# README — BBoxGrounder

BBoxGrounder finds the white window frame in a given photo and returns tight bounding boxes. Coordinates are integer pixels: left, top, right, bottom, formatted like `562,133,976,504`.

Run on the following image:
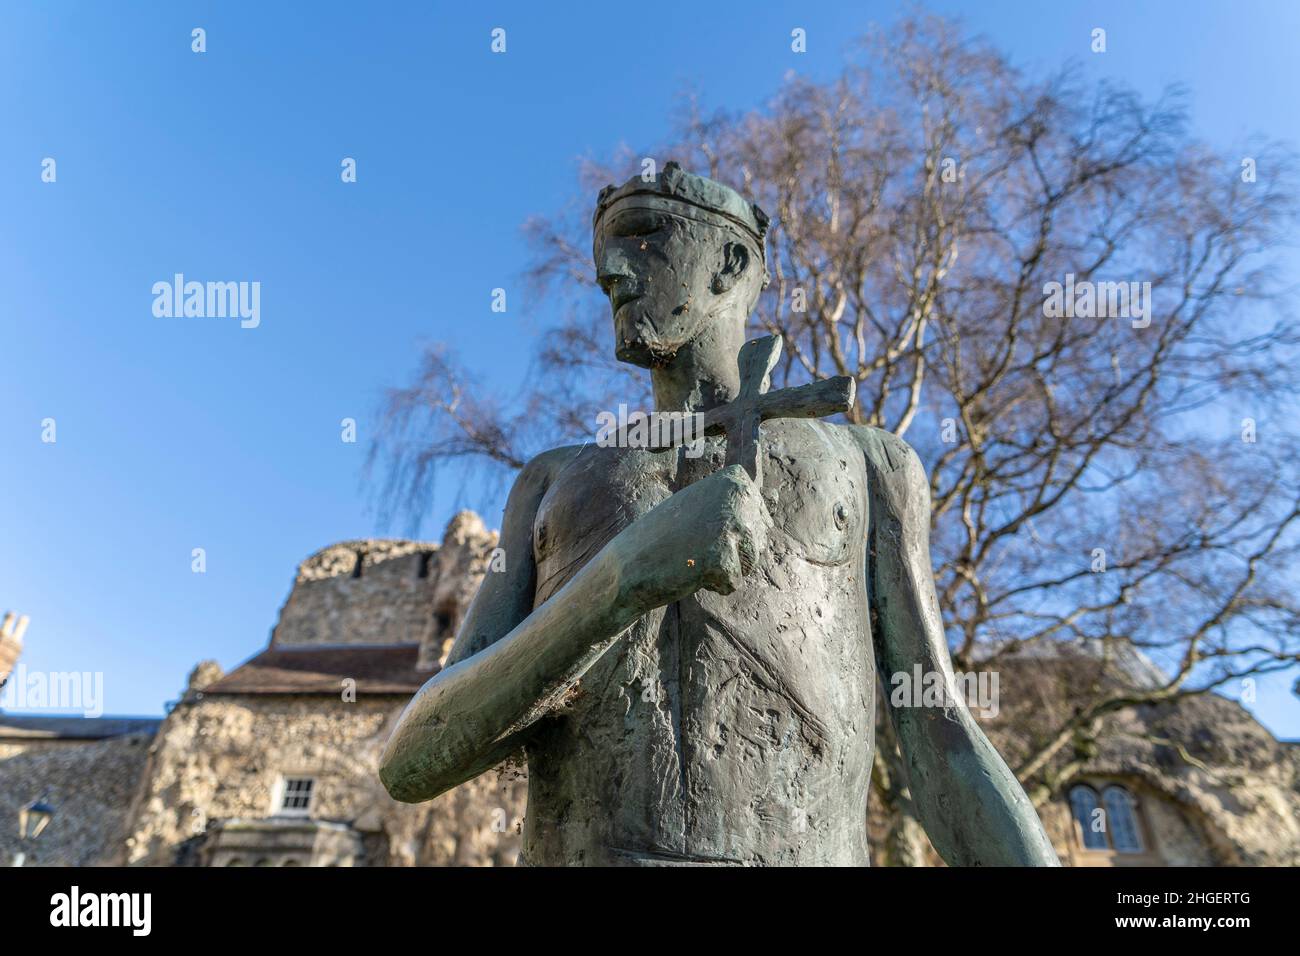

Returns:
272,775,316,817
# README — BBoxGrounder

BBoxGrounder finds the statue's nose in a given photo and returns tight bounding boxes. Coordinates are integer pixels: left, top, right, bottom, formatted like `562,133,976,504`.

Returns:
596,246,635,296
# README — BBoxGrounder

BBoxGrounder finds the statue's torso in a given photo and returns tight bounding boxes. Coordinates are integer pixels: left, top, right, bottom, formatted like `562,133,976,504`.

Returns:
522,420,875,866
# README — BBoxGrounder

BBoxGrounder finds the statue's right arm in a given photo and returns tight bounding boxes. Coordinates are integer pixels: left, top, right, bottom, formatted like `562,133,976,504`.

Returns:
379,452,767,803
379,446,571,803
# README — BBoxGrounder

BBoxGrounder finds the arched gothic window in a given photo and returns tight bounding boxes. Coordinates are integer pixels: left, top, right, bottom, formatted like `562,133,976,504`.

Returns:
1069,785,1108,849
1070,782,1145,853
1103,785,1143,853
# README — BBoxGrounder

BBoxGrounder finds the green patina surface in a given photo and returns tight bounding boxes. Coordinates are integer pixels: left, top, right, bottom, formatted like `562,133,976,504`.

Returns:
380,165,1059,866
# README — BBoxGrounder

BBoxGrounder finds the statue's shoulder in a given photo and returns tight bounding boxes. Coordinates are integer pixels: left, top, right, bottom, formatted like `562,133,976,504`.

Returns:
515,444,588,490
839,424,927,484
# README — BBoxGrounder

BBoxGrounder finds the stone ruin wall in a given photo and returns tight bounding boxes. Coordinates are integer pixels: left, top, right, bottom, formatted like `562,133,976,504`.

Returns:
270,514,499,669
123,511,524,867
123,694,526,867
0,733,154,866
270,540,441,650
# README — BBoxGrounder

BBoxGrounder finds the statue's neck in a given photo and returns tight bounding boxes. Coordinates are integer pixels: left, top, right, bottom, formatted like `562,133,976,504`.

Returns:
650,318,747,414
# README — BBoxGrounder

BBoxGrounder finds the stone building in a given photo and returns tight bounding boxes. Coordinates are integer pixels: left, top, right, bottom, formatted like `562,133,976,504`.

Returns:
121,514,527,867
987,646,1300,867
0,514,1296,867
0,715,159,866
1,514,527,868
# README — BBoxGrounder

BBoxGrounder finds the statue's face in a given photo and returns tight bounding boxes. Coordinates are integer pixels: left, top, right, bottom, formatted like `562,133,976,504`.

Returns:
594,202,753,367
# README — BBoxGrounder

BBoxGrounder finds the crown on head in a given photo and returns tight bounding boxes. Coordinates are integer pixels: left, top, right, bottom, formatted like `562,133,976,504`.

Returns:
594,161,770,261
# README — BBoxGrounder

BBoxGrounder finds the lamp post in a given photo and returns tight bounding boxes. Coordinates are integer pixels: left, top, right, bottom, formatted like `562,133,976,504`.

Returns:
13,796,54,867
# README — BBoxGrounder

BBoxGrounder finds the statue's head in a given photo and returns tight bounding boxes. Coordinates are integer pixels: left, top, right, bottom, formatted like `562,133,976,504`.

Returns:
593,162,770,367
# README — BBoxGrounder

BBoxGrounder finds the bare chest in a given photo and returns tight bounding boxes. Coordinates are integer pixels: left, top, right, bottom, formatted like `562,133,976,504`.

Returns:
533,420,868,604
524,422,877,864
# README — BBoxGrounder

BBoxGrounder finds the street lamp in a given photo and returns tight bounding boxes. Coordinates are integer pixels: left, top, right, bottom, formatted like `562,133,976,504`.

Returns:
13,796,54,867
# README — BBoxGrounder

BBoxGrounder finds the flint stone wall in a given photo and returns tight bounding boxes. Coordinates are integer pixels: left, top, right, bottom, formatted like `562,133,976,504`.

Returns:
0,732,154,866
270,540,440,650
982,659,1300,867
122,694,525,867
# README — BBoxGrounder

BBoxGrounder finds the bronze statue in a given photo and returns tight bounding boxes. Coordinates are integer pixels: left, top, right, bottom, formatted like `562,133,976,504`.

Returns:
381,163,1059,867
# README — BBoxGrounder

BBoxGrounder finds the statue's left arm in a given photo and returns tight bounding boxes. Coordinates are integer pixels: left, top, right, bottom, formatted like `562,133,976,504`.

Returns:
852,426,1060,867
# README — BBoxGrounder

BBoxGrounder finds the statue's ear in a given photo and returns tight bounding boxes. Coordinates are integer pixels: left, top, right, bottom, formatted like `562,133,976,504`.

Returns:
712,241,751,295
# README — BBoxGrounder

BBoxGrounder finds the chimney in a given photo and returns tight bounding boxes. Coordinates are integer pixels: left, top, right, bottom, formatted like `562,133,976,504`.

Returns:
0,610,28,691
2,612,30,643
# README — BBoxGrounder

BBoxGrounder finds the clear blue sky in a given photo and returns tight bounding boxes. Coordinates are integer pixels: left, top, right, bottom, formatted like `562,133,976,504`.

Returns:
2,1,1297,735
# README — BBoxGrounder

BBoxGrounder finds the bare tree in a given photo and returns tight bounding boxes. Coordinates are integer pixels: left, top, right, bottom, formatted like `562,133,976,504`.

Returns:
371,15,1300,863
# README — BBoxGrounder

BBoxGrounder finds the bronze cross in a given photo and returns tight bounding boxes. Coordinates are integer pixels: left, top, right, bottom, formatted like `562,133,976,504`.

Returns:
659,334,856,485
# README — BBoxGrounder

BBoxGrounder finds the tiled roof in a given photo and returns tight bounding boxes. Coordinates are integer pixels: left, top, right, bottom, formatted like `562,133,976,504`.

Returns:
0,715,162,740
202,644,434,696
